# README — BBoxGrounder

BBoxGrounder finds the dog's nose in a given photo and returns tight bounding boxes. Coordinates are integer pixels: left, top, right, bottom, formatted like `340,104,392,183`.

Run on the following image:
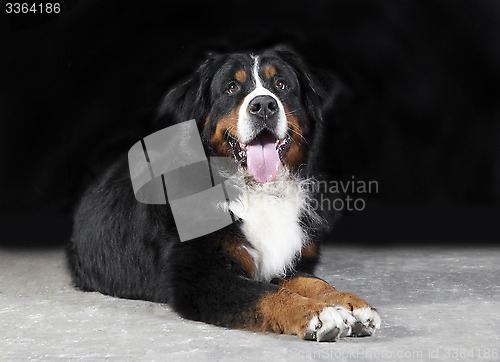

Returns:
248,95,278,120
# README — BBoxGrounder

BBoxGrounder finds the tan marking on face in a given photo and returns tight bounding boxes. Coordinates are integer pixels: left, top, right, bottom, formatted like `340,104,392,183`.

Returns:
235,70,247,83
204,116,210,130
210,103,242,156
276,277,372,311
283,108,305,169
265,65,277,79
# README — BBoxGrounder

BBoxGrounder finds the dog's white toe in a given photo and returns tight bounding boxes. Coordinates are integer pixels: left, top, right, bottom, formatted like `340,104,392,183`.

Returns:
304,306,356,342
350,307,381,337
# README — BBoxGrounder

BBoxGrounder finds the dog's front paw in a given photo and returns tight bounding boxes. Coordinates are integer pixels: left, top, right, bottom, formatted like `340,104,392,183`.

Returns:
350,307,381,337
304,306,356,342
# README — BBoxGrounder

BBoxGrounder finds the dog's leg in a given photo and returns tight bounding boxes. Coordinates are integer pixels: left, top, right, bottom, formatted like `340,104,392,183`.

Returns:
256,288,356,341
167,236,355,342
274,276,381,337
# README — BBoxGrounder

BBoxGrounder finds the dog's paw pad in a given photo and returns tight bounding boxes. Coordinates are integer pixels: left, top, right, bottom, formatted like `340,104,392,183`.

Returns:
304,306,356,342
350,307,381,337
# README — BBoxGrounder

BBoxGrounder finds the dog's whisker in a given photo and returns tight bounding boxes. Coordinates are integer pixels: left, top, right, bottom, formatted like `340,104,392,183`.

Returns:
225,124,244,144
287,126,307,144
284,108,302,116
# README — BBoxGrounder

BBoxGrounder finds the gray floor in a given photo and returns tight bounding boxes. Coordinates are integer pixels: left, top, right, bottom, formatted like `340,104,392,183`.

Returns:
1,245,499,361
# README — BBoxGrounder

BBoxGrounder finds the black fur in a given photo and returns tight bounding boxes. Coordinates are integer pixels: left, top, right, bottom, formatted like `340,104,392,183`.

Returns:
67,48,336,329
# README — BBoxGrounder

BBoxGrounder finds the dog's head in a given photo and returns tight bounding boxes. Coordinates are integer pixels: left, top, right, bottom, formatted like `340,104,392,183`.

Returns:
158,48,336,183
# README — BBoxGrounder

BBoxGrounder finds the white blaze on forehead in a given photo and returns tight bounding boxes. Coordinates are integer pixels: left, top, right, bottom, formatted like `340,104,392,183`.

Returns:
252,55,264,88
237,55,288,143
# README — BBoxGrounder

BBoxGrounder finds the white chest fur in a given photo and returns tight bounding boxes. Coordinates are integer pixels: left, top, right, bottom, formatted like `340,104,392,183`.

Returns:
226,170,316,281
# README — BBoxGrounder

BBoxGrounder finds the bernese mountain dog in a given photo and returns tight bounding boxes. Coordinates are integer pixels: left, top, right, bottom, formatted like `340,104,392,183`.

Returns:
67,47,381,342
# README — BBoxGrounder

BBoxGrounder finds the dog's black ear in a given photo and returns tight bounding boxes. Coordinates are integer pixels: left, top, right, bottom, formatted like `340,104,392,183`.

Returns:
272,44,296,53
274,48,340,170
156,54,223,129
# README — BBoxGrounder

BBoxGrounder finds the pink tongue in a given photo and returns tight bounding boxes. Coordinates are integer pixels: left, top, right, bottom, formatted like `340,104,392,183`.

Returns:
246,132,280,183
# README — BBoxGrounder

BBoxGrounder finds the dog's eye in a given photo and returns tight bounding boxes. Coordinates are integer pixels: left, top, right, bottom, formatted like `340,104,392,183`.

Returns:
275,79,286,90
227,82,239,94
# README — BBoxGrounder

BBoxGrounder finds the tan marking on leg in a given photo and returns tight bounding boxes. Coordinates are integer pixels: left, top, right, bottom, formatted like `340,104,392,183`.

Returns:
277,277,372,311
221,239,256,278
301,243,318,259
256,289,330,338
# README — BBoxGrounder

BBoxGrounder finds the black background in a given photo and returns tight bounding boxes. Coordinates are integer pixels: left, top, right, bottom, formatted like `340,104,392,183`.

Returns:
1,0,499,247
